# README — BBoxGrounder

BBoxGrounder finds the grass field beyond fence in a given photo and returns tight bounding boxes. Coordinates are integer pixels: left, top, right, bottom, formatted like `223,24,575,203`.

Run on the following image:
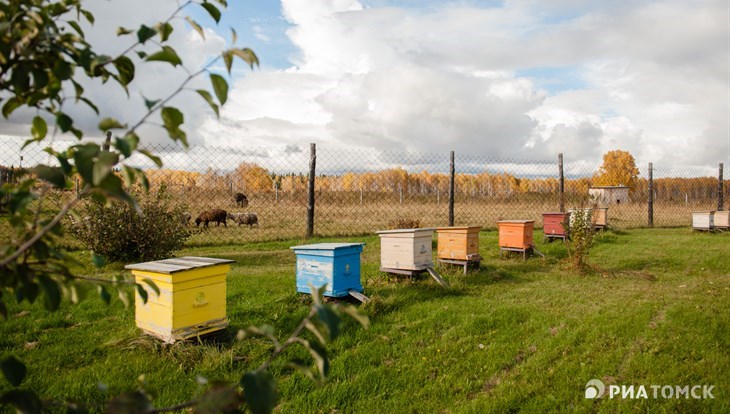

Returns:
1,228,729,413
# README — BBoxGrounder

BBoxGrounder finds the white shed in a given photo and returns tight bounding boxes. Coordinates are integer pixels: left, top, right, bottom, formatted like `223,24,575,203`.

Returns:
589,186,629,206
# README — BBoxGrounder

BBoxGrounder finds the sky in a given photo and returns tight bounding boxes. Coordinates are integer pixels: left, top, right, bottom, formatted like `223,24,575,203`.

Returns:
1,0,729,172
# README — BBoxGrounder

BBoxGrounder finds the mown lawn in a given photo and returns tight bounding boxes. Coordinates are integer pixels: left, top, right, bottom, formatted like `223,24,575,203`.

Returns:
1,228,728,413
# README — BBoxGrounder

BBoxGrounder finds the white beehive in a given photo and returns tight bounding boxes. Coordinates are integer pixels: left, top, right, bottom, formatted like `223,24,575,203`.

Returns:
691,211,714,231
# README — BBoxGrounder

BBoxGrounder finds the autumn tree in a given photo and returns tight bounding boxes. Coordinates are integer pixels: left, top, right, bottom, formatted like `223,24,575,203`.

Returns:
593,150,640,189
233,162,274,192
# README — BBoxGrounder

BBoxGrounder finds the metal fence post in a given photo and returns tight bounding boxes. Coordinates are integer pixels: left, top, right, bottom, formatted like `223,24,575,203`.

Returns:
648,162,654,227
719,163,724,211
306,143,316,238
448,150,455,226
558,153,564,212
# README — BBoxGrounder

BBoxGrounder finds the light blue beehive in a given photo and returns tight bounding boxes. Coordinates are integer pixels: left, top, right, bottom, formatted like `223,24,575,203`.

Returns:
290,243,365,297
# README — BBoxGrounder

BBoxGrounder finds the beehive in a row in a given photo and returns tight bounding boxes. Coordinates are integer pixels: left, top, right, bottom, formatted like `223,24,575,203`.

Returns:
692,211,729,230
125,257,234,343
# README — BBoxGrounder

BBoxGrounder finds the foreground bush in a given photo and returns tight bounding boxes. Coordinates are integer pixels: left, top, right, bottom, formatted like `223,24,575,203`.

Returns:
69,186,191,262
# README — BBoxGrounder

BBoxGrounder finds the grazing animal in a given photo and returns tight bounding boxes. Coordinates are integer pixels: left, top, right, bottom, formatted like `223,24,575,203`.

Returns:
181,211,192,226
228,212,258,228
234,192,249,207
195,209,227,227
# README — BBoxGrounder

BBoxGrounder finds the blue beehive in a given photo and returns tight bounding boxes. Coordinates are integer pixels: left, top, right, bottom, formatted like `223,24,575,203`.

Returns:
290,243,365,297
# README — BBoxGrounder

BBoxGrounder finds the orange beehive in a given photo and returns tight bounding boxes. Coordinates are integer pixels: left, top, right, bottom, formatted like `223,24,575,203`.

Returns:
436,226,481,261
497,220,534,249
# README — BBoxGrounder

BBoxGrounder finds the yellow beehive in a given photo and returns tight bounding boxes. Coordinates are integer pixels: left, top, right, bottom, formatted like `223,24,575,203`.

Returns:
436,226,481,261
125,256,234,343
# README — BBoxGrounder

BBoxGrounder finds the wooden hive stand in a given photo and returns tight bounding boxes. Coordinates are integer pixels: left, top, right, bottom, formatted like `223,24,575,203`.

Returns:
436,226,482,275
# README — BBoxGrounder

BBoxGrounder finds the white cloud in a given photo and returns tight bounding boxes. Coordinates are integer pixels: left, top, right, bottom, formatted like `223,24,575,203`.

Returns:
202,0,728,170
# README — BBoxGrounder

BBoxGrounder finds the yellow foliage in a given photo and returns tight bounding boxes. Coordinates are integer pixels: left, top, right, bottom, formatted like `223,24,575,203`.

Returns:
593,150,640,189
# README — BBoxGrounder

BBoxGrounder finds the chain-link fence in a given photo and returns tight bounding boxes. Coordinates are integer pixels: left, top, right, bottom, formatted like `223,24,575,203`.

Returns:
1,135,727,246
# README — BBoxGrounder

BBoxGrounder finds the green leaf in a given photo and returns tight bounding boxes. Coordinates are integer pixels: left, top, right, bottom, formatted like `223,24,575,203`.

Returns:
107,391,152,414
185,17,205,39
232,48,259,69
200,2,222,23
115,133,139,158
137,25,157,44
91,253,106,268
210,73,228,105
136,51,147,59
1,356,26,387
338,304,370,328
146,46,182,67
143,97,160,111
214,0,228,7
72,143,100,183
32,165,65,188
160,106,187,145
223,50,233,74
80,9,95,24
195,384,241,414
241,370,278,414
98,286,111,305
92,151,119,186
306,340,329,379
141,279,160,297
98,118,125,131
118,289,131,309
31,116,47,140
79,97,100,114
113,56,135,86
56,112,73,132
2,97,22,118
286,359,319,384
0,390,42,414
157,22,173,42
138,149,163,168
314,304,342,341
68,20,84,37
196,89,219,118
38,274,61,311
304,320,327,345
135,284,148,304
230,27,237,43
117,26,133,36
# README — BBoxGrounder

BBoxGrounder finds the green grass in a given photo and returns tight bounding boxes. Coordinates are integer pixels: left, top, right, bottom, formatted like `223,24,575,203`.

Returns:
1,228,729,413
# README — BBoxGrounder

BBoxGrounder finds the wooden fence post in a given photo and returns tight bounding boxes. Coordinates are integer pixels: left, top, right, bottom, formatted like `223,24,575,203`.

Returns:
558,153,565,212
719,163,724,211
648,162,654,227
448,150,455,226
306,143,316,238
